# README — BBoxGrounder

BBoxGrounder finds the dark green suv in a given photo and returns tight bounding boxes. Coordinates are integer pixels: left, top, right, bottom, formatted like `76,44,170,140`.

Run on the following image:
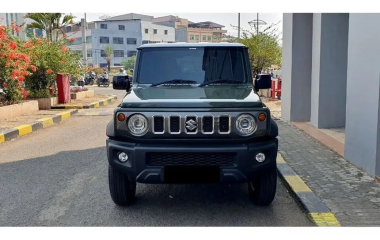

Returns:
107,43,278,206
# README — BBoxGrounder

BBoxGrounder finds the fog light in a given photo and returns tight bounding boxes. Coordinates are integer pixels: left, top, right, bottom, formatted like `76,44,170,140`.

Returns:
118,152,129,162
255,153,266,162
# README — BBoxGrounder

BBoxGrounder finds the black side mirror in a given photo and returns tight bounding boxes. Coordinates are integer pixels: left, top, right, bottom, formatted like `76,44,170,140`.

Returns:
255,74,272,90
113,75,131,91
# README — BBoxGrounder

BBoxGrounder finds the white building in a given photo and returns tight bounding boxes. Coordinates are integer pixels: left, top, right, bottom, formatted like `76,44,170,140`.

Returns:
0,13,45,41
63,13,175,67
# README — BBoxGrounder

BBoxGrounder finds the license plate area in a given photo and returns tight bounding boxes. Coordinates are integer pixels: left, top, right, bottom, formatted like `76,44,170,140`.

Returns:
164,166,220,184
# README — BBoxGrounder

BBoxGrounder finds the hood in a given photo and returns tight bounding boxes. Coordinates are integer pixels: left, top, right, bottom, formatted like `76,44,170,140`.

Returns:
120,85,263,108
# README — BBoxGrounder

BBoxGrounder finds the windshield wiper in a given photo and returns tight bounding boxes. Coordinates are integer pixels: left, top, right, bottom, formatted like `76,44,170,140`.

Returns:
198,79,243,87
150,79,198,87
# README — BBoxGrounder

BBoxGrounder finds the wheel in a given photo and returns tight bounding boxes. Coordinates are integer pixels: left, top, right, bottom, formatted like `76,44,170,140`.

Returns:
108,165,136,206
248,167,277,206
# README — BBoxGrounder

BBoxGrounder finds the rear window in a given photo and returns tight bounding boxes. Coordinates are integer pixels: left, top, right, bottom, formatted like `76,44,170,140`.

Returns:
136,47,248,85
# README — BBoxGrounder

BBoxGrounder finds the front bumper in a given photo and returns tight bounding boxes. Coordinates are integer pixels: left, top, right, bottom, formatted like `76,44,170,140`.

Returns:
106,138,278,184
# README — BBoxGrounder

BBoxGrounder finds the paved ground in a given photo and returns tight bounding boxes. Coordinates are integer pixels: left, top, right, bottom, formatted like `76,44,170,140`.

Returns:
0,89,313,227
277,120,380,226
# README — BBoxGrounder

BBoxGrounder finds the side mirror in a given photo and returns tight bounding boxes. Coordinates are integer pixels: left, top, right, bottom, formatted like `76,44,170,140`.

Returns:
113,75,131,91
255,74,272,90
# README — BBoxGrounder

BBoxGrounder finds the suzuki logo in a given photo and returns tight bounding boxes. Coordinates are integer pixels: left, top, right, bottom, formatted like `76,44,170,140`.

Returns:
185,119,198,131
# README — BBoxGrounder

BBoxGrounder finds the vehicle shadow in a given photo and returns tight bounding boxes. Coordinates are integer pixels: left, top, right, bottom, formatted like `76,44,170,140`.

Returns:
0,147,312,227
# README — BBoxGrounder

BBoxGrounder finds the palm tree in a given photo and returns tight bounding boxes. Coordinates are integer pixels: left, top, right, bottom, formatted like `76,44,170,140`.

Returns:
24,13,76,42
104,45,114,72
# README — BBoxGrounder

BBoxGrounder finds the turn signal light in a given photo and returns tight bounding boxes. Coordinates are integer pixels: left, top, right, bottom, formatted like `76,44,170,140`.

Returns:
258,113,266,122
117,113,126,122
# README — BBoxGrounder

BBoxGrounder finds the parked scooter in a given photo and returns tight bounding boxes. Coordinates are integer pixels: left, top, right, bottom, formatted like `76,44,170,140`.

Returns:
84,71,96,85
98,69,109,87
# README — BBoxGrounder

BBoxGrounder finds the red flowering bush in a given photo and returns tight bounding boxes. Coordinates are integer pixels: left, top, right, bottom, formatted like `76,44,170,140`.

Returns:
0,22,31,103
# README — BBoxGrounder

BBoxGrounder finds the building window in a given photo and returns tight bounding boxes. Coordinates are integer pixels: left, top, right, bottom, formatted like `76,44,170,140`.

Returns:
35,29,43,37
213,35,218,40
87,52,92,57
114,63,121,66
127,38,137,44
142,40,149,44
153,29,157,34
114,50,124,57
119,25,125,30
207,35,211,41
113,37,124,44
145,28,149,34
100,50,107,57
164,30,168,35
202,35,206,41
86,36,92,43
99,36,109,44
190,35,194,40
127,51,137,57
100,63,107,67
100,24,107,29
195,35,199,41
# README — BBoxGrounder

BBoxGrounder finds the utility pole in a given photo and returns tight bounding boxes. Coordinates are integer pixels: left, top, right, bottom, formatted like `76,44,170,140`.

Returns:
256,13,259,35
238,13,240,39
81,13,88,67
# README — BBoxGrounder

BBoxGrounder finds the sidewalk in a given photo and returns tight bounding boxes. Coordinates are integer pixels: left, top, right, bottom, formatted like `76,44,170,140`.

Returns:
276,119,380,226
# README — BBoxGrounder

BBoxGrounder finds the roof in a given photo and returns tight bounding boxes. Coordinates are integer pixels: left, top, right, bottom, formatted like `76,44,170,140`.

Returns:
188,21,225,28
137,42,246,49
105,13,154,21
152,15,179,23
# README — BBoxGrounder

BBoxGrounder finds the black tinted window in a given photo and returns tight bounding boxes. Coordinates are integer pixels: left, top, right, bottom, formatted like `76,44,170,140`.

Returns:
137,47,248,85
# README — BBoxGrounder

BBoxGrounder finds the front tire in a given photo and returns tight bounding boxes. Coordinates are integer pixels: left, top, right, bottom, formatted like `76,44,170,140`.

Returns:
248,167,277,206
108,165,136,206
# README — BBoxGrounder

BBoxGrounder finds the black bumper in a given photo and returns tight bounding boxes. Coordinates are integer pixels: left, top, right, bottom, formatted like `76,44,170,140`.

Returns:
106,138,278,184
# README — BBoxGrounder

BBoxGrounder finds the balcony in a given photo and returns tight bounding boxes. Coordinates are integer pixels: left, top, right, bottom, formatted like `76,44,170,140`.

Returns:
188,27,227,34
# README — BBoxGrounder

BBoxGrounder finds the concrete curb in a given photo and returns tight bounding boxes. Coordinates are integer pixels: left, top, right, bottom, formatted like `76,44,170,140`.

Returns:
51,95,117,110
276,152,341,226
0,109,78,144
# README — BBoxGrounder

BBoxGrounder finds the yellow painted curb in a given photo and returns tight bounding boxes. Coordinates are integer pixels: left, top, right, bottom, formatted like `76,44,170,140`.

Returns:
92,102,100,108
36,118,54,128
85,112,100,116
308,213,341,226
14,125,33,136
276,153,286,163
65,105,83,109
102,100,108,105
283,175,312,193
57,111,71,120
0,134,4,143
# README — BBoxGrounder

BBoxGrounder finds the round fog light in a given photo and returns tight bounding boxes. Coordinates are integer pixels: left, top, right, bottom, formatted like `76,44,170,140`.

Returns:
255,153,266,162
118,152,129,162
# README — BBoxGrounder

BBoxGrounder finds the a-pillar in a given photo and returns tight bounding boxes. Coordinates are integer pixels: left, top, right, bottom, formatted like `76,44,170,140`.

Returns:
310,13,349,129
345,13,380,178
281,13,313,122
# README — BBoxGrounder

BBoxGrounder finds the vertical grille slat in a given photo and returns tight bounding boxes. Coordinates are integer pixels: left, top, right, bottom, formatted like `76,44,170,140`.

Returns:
169,116,180,133
153,116,164,133
202,116,214,133
219,116,230,133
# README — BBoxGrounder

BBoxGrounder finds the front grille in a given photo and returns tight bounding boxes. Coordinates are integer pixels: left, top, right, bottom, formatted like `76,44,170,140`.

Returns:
219,116,230,133
147,152,235,166
202,116,213,133
169,116,180,133
153,116,164,133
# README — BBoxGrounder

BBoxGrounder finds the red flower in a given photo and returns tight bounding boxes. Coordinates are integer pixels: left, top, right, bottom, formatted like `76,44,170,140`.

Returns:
46,69,53,74
9,41,17,50
69,38,75,43
60,60,65,64
31,65,37,72
61,46,69,53
2,82,7,88
18,76,25,82
63,34,67,38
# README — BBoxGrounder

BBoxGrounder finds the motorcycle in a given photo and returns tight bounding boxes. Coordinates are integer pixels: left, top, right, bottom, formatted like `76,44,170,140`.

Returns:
84,71,96,85
97,72,110,87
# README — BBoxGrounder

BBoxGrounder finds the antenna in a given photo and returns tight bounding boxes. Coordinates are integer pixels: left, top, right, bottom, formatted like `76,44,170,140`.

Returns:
99,14,111,20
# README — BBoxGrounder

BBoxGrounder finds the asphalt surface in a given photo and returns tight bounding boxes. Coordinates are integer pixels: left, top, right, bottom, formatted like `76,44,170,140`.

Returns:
0,86,313,226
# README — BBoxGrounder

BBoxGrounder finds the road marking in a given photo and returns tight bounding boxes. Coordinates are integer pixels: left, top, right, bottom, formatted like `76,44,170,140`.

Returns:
276,153,286,163
14,125,33,136
308,213,341,226
36,118,54,128
0,134,4,143
91,102,100,108
57,111,71,120
283,175,312,192
102,100,108,105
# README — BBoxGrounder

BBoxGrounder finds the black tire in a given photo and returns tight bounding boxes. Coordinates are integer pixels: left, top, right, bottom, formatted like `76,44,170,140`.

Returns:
108,165,136,206
248,167,277,206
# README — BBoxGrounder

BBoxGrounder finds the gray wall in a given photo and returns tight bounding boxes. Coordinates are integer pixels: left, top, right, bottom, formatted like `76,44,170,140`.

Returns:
310,13,349,128
281,13,313,122
91,20,142,66
175,28,188,42
345,13,380,177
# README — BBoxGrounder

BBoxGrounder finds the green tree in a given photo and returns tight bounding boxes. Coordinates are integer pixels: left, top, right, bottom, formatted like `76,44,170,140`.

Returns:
24,13,75,42
104,45,114,72
231,22,282,76
121,55,136,70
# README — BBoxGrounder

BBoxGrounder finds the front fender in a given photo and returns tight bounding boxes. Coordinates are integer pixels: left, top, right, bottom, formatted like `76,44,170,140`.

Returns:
106,120,115,138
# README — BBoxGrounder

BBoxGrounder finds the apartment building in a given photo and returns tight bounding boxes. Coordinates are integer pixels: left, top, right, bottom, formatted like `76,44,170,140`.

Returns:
152,15,227,43
0,13,44,41
63,13,175,67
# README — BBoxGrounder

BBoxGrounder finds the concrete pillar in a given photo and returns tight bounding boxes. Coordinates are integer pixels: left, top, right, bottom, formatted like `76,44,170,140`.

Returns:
345,13,380,177
310,13,349,129
281,13,313,122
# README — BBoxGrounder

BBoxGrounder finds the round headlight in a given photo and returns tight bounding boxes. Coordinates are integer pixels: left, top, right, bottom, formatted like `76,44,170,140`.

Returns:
235,114,257,136
127,114,149,136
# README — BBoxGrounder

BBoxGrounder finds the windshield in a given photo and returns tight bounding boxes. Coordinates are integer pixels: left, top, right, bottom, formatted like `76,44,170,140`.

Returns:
136,47,249,85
